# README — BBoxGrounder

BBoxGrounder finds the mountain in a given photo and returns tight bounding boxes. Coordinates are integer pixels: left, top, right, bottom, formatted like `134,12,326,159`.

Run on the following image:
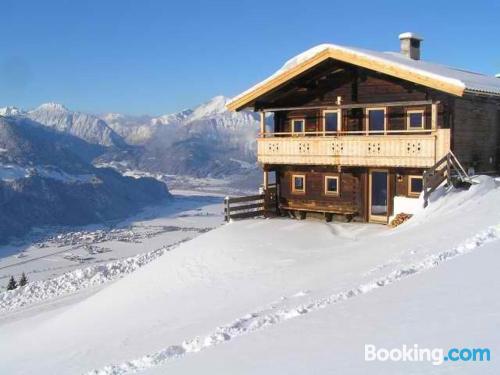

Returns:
100,95,261,178
2,95,262,181
0,116,169,244
0,106,23,117
26,103,126,148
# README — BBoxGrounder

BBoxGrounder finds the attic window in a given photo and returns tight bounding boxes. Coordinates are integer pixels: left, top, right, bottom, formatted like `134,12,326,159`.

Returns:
292,119,305,134
407,109,425,129
408,175,423,197
292,174,306,193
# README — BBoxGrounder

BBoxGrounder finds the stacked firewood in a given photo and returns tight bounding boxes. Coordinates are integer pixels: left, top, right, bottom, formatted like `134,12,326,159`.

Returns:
389,213,413,227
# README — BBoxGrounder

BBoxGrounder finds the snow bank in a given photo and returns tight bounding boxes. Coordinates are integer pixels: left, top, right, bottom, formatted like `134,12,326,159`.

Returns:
0,243,181,312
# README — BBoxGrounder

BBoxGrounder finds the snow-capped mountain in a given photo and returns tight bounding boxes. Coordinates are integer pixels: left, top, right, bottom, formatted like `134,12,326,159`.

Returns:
2,95,261,180
103,95,259,144
26,103,126,148
0,106,24,117
0,116,169,244
100,95,261,178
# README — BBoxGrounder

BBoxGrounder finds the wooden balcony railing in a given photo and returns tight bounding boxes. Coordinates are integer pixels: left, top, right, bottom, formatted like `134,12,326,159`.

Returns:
257,129,450,168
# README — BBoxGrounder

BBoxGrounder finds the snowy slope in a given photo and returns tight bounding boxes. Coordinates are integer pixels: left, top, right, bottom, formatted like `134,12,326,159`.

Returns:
160,238,500,375
0,177,499,374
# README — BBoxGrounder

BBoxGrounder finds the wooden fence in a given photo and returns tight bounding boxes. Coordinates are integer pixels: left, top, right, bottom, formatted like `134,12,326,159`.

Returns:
224,185,277,222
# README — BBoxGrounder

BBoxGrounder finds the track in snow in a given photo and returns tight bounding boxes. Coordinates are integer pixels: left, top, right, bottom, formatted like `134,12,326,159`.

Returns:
86,224,500,375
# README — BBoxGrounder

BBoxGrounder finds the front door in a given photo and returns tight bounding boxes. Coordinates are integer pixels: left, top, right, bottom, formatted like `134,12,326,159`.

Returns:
369,169,389,223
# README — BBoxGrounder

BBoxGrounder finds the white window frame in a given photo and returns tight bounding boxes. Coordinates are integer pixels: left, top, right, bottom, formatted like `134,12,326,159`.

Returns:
407,109,425,130
292,174,306,194
291,118,306,135
322,110,341,135
408,175,423,197
366,107,387,135
324,175,340,196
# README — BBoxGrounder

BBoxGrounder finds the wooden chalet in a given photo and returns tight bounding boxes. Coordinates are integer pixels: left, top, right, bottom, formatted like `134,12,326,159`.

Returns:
226,33,500,223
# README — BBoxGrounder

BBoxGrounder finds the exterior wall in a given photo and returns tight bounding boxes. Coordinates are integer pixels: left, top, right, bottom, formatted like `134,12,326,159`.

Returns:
395,168,425,197
273,165,424,222
276,166,365,219
452,97,500,173
275,104,444,134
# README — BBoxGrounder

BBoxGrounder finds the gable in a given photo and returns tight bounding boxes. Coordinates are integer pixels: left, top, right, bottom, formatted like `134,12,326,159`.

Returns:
227,44,500,111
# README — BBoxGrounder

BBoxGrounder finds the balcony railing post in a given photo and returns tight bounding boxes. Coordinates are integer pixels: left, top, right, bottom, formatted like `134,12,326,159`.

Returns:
260,111,265,137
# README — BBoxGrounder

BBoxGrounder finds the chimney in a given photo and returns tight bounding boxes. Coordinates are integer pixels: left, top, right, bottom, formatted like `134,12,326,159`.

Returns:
399,32,423,60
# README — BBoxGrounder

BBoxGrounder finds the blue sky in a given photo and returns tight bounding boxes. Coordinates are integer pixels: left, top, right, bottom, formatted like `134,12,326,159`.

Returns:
0,0,498,115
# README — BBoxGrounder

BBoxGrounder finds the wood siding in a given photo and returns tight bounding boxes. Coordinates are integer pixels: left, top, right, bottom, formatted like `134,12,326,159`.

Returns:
452,96,500,173
277,167,364,218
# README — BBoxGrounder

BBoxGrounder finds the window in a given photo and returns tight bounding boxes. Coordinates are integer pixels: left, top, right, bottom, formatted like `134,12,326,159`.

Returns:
324,176,340,196
407,109,425,129
323,110,341,134
292,174,305,193
292,119,305,134
408,175,423,197
367,108,386,134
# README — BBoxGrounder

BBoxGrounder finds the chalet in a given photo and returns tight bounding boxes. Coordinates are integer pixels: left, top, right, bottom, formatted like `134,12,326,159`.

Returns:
226,33,500,224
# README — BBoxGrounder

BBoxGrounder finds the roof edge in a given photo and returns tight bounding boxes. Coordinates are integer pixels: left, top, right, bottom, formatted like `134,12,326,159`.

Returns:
227,47,466,112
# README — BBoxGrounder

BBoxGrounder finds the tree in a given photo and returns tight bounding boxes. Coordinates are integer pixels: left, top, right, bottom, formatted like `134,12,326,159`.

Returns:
19,272,28,287
7,276,17,291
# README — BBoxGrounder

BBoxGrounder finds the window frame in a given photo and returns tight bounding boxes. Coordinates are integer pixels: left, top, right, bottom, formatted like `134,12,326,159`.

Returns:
322,109,341,135
408,175,424,197
365,107,387,135
406,109,426,130
291,118,306,135
324,175,340,196
291,174,306,194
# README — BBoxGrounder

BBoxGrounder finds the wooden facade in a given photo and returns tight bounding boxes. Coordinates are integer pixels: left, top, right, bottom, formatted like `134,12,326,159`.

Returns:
228,38,500,223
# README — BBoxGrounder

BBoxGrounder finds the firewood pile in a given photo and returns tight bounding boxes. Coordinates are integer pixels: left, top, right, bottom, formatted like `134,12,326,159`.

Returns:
389,213,413,227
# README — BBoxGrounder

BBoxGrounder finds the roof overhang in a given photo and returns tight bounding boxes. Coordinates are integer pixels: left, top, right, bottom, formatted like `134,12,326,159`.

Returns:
227,47,465,112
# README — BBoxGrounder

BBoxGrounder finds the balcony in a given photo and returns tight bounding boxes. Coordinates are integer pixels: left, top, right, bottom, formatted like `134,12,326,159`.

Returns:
257,129,450,168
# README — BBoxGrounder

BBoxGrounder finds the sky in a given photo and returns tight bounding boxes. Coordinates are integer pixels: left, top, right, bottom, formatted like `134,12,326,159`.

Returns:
0,0,499,115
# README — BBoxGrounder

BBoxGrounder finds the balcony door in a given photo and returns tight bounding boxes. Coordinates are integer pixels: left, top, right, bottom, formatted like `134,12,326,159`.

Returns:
369,169,389,223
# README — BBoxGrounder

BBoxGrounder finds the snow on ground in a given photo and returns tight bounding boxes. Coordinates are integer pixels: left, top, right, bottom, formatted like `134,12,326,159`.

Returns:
0,191,224,317
157,234,500,375
0,177,499,374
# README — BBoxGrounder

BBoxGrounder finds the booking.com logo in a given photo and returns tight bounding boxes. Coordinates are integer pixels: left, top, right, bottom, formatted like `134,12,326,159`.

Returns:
365,344,491,366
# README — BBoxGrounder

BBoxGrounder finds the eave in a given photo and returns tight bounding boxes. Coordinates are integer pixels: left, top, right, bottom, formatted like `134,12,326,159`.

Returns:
226,47,466,112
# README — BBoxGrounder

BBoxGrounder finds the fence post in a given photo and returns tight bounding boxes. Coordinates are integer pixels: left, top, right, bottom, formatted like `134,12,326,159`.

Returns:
446,153,452,186
224,196,230,222
423,172,429,208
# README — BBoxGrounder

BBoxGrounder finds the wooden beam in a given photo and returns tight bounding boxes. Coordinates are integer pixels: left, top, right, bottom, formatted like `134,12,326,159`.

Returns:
259,111,265,134
431,102,438,130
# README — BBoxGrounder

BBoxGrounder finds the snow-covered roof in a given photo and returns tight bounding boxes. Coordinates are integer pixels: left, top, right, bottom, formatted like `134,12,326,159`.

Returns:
227,43,500,111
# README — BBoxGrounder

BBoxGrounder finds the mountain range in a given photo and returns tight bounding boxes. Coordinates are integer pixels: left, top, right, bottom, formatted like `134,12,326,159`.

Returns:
0,116,169,244
0,95,261,243
1,96,261,179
